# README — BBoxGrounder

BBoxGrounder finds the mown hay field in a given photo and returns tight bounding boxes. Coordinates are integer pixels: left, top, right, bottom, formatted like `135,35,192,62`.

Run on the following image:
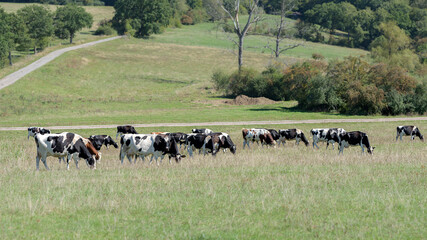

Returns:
0,121,425,239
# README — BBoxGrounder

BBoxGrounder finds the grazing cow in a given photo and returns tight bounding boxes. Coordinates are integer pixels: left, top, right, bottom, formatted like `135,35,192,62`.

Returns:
27,127,51,139
311,128,346,149
242,128,276,149
396,126,424,141
120,134,185,165
89,135,118,151
192,128,213,135
339,131,375,155
204,132,236,155
33,132,96,170
116,125,138,139
169,132,188,148
186,133,210,157
278,129,309,147
267,129,280,141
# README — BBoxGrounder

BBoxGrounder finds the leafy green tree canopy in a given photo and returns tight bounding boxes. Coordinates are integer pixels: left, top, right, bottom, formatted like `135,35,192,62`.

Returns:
112,0,172,38
17,5,54,53
54,4,93,44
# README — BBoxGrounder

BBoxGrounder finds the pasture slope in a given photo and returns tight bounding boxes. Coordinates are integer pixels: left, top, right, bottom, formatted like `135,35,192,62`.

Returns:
0,121,426,239
0,3,425,239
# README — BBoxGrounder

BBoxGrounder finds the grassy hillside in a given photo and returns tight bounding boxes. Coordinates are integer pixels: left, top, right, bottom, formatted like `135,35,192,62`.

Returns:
0,121,425,239
0,38,376,127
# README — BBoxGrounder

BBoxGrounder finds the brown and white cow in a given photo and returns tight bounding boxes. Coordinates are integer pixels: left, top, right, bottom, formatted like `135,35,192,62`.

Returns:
204,132,236,155
278,129,309,147
339,131,375,155
242,128,276,149
33,132,96,170
396,126,424,141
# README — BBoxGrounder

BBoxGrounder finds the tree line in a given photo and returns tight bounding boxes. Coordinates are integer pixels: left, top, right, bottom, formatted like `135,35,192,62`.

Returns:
212,57,426,116
0,4,94,67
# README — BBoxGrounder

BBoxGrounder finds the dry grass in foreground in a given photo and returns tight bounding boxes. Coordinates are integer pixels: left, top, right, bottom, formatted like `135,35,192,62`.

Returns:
0,122,426,239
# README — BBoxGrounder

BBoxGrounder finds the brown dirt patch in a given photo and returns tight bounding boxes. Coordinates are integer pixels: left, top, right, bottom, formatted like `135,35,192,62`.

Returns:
224,95,277,105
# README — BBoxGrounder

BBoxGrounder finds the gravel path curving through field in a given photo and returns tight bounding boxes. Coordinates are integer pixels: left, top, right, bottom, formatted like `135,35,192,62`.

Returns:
0,117,426,131
0,36,122,91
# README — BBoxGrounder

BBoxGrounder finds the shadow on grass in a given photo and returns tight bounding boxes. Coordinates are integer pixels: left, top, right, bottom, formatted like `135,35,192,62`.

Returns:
249,106,342,116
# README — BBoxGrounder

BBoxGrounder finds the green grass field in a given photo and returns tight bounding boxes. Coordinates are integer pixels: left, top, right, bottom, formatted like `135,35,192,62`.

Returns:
0,121,426,239
0,3,425,239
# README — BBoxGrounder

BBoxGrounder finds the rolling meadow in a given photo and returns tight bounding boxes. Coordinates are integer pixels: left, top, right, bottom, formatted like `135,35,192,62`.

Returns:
0,121,426,239
0,3,426,239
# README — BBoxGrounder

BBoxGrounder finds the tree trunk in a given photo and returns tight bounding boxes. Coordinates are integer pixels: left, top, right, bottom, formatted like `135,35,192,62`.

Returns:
70,34,74,44
238,36,243,70
34,45,37,54
8,51,12,66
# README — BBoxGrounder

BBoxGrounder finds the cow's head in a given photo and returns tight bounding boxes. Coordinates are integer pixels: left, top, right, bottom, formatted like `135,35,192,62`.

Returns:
367,146,375,154
86,156,96,169
415,129,424,141
105,136,118,148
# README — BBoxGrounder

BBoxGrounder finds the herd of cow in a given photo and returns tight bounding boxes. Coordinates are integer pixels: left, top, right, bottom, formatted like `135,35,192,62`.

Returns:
27,125,424,170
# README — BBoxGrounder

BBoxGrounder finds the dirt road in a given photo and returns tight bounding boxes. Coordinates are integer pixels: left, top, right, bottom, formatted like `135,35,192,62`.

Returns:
1,117,426,131
0,36,122,91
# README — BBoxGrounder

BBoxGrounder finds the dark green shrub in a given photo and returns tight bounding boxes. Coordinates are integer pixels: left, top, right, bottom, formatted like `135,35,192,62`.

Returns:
94,25,115,35
211,70,230,94
382,90,406,115
228,68,259,97
298,75,343,111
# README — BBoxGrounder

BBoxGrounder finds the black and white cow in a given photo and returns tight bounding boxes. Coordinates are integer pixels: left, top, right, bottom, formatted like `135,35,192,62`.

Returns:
204,132,236,155
120,134,185,165
27,127,51,139
396,126,424,141
169,132,188,148
89,135,118,151
278,129,309,147
192,128,213,135
267,129,281,142
311,128,346,149
186,133,210,157
116,125,138,139
339,131,375,155
33,132,96,170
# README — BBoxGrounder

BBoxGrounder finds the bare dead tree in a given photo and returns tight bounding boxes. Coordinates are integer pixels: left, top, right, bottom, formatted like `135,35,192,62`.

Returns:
218,0,261,70
266,0,303,58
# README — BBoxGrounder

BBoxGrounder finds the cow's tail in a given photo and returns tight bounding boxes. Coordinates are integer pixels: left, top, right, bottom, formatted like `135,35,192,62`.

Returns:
301,132,309,146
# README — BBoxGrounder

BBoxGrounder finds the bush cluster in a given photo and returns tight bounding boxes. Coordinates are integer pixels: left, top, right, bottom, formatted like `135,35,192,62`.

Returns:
94,19,115,35
212,57,426,115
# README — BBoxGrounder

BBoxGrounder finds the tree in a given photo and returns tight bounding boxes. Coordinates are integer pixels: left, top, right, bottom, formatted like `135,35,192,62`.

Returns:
218,0,261,70
265,0,302,58
112,0,172,38
0,8,28,67
370,21,419,71
17,5,54,54
0,8,12,67
54,5,93,44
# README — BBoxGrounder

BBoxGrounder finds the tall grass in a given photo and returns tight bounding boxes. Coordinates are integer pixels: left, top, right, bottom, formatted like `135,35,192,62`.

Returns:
0,122,425,239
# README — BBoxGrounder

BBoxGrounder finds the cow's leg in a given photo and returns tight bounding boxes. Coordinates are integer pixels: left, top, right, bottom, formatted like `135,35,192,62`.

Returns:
396,132,399,141
338,143,344,155
66,155,71,170
126,154,132,164
400,133,403,141
36,154,41,171
187,145,193,157
41,155,50,170
74,155,79,169
314,141,320,149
